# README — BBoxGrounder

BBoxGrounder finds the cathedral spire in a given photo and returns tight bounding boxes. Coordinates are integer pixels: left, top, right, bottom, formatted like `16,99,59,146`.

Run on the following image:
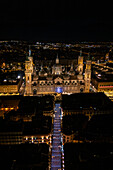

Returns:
29,45,31,57
25,48,29,61
88,52,90,60
40,63,43,70
65,65,68,74
70,62,74,71
80,49,82,56
56,53,59,64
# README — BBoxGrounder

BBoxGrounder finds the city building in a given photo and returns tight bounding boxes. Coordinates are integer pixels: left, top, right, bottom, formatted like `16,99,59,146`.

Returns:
22,116,52,146
0,95,53,146
0,95,54,119
0,71,23,96
92,64,113,100
64,143,113,170
24,50,91,96
0,79,22,96
62,93,113,144
62,93,113,118
0,144,49,170
0,118,23,145
0,115,52,146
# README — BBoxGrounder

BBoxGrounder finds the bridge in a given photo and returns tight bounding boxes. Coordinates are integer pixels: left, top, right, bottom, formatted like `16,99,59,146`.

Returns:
51,103,64,170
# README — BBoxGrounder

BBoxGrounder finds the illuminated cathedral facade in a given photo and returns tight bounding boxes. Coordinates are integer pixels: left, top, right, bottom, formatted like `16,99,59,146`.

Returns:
24,50,91,96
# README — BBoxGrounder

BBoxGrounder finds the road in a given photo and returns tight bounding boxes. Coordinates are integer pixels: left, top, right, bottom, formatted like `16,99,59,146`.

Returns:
51,103,64,170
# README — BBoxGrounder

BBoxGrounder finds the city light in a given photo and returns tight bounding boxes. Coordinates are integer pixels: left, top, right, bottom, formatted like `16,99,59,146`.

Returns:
1,41,113,170
17,75,21,79
98,74,101,76
55,87,63,93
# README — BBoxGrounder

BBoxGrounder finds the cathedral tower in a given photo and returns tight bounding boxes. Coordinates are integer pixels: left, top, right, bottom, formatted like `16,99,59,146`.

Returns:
52,54,62,75
84,53,91,92
28,45,33,74
24,47,33,96
56,53,59,64
78,50,83,73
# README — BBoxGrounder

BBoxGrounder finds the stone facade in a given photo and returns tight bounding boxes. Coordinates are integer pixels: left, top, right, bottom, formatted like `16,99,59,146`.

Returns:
24,51,91,96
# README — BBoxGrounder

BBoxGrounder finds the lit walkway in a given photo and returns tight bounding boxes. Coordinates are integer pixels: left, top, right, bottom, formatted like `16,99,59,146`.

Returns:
51,103,64,170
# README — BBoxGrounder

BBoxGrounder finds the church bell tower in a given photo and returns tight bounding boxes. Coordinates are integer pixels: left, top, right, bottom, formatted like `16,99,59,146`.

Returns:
28,45,33,74
24,46,33,96
84,53,91,92
78,50,83,73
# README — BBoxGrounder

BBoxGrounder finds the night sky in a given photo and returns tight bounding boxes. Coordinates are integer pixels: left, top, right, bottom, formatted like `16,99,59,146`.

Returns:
0,0,113,41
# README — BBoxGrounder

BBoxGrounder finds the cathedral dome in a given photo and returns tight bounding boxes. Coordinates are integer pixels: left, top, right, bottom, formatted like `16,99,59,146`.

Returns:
63,74,70,80
69,69,75,76
56,54,59,64
39,66,47,77
77,73,83,80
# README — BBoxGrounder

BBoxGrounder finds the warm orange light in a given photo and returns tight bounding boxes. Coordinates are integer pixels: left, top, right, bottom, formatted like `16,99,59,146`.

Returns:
5,108,9,111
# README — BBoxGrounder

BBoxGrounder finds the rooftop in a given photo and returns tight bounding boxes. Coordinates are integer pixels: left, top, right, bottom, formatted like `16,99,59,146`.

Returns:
23,116,52,135
0,95,54,113
64,143,113,170
0,118,23,132
0,71,24,85
92,64,113,82
62,93,113,111
63,114,88,135
0,143,49,170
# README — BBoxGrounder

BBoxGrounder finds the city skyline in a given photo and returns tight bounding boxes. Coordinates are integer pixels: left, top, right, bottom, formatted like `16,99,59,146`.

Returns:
0,41,113,169
0,1,113,168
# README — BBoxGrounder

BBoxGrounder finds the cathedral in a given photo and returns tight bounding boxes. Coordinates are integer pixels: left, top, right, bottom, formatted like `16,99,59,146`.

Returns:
24,50,91,96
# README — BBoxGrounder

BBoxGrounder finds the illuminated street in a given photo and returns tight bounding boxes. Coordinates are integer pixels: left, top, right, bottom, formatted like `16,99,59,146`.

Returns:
51,103,64,170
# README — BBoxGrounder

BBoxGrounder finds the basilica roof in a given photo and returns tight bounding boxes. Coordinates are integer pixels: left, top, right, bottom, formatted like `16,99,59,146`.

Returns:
63,74,70,80
53,75,64,80
38,74,78,81
47,75,53,80
69,75,77,80
38,76,47,80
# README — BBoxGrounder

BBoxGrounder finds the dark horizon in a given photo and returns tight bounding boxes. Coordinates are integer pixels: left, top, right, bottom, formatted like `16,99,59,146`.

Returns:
0,0,113,42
